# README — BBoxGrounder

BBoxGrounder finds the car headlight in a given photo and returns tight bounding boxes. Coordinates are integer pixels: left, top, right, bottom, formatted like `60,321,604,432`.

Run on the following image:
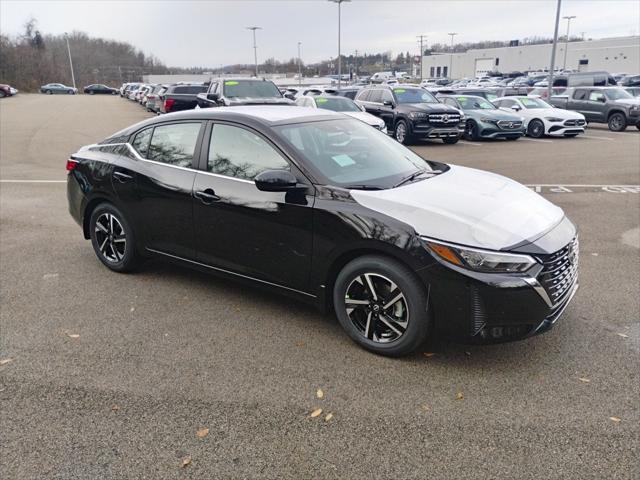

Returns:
409,112,428,119
630,105,639,111
422,238,537,273
479,117,498,123
544,117,563,122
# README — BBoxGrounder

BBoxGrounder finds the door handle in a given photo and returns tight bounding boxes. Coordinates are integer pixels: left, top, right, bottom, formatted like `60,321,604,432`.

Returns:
113,171,133,183
194,188,220,204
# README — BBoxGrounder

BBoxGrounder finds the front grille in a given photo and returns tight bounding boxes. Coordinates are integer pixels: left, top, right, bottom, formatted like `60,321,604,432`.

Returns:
497,120,523,129
428,113,461,126
470,285,487,336
564,119,586,126
538,237,579,306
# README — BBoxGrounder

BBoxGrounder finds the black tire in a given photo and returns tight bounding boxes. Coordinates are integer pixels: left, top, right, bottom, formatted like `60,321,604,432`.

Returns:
68,90,74,95
89,90,95,95
45,90,52,95
464,119,480,140
394,120,412,145
527,119,545,138
636,124,640,131
505,136,520,141
333,255,430,357
89,203,139,273
443,136,459,144
608,112,627,132
0,91,5,98
564,133,579,138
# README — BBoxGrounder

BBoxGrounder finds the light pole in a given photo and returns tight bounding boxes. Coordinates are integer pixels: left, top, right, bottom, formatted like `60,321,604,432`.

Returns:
562,15,576,71
548,0,562,100
448,32,457,79
64,32,76,90
417,34,427,81
246,26,262,77
297,41,302,87
328,0,350,89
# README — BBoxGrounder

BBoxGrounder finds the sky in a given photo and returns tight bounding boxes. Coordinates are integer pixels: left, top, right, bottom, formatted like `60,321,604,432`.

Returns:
1,0,639,68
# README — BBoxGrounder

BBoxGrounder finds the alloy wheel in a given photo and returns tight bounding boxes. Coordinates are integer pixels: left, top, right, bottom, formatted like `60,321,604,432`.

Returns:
94,212,126,263
395,122,406,143
344,273,409,343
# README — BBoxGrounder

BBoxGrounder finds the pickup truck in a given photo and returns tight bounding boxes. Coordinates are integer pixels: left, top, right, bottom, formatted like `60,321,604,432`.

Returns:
158,83,208,114
549,86,640,131
196,78,294,108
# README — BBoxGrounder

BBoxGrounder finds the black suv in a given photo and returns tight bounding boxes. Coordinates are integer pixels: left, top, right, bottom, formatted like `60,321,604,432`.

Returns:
355,85,464,144
196,78,294,108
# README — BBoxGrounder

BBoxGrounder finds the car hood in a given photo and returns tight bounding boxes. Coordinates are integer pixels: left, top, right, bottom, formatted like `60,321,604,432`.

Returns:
343,111,385,126
525,107,584,119
400,103,459,113
227,97,294,106
613,98,640,107
350,164,564,251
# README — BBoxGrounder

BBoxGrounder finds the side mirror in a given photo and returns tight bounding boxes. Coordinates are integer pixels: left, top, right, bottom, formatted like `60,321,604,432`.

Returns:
511,104,521,111
598,96,606,103
359,104,366,112
207,92,220,102
254,170,299,192
383,100,395,107
284,93,295,100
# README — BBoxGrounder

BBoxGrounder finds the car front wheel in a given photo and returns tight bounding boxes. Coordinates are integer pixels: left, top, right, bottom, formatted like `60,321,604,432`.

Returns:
89,203,139,272
527,119,545,138
608,112,627,132
333,255,430,356
394,120,412,145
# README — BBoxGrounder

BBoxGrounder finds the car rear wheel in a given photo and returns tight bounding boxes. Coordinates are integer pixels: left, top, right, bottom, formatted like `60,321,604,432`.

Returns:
89,203,139,273
608,112,627,132
394,120,412,145
527,119,545,138
443,137,459,144
68,90,74,95
333,255,430,356
464,119,480,140
89,91,95,95
0,91,5,98
46,90,52,95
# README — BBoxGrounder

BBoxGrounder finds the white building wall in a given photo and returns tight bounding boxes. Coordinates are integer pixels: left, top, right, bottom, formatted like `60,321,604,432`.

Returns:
422,36,640,78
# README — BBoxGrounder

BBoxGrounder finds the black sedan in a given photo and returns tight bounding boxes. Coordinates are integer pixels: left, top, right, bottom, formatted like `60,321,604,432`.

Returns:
83,84,118,95
66,107,579,356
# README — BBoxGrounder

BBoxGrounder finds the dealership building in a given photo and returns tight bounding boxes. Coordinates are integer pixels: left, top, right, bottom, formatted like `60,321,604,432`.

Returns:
421,35,640,79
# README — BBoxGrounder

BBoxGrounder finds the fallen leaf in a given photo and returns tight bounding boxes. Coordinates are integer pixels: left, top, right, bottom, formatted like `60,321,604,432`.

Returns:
67,333,80,339
324,413,333,422
310,408,323,418
316,389,324,399
0,358,14,366
181,456,192,468
423,352,436,358
609,416,621,423
616,333,629,338
111,404,120,411
578,377,590,383
295,341,305,347
196,427,209,438
455,392,464,400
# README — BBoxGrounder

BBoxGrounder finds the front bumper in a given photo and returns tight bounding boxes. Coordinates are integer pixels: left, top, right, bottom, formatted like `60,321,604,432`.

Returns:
479,126,525,139
410,121,465,139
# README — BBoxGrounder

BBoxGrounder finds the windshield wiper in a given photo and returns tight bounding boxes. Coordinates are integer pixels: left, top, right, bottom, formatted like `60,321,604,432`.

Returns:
393,169,442,188
343,185,384,190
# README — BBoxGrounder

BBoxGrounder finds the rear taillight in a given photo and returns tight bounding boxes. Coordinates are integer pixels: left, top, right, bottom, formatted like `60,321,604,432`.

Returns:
66,159,79,173
164,98,175,112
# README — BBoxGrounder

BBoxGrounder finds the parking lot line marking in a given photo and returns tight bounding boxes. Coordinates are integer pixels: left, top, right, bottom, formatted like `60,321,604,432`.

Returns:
519,138,554,143
459,141,483,146
0,179,66,183
525,184,639,187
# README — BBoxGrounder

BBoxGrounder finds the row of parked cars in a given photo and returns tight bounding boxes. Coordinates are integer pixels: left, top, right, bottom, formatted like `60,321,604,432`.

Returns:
116,76,638,146
0,83,18,97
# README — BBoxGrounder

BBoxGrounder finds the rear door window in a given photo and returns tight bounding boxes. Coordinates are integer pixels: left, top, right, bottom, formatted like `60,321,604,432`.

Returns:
573,89,588,100
147,123,202,168
588,90,605,102
368,90,383,103
132,128,153,157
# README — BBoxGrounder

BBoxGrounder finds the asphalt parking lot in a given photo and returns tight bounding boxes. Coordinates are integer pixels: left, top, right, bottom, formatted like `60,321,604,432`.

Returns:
1,94,639,479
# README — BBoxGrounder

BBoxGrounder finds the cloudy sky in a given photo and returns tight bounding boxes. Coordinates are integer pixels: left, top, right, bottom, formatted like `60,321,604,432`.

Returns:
1,0,638,67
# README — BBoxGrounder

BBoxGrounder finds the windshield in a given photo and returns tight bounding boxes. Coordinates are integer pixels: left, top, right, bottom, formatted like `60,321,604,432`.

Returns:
314,97,361,112
520,97,551,109
275,118,435,189
393,88,438,104
223,80,281,98
605,89,633,100
456,96,495,110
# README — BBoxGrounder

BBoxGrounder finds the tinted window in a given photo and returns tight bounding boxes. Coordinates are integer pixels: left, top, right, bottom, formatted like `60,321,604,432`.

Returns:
356,90,371,101
368,90,383,103
172,85,206,94
573,89,588,100
498,99,516,108
315,97,361,112
132,128,153,157
393,88,438,104
381,90,394,104
594,74,606,87
148,123,201,168
222,80,281,98
208,124,289,180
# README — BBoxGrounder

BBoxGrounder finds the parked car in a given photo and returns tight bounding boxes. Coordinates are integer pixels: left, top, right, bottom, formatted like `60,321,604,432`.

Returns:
439,95,524,140
355,85,463,144
567,71,617,87
40,83,77,94
493,96,587,137
334,86,363,100
624,87,640,97
619,75,640,87
295,95,387,133
66,106,579,356
527,87,567,99
134,84,151,103
83,84,118,95
158,83,208,114
196,78,293,108
145,84,167,113
437,88,501,102
0,84,14,97
120,83,139,97
548,87,640,131
127,84,142,100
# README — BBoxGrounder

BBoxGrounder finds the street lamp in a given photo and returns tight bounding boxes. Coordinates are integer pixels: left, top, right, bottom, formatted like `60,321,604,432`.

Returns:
63,32,76,90
562,15,576,71
328,0,350,89
246,26,262,77
548,0,562,100
448,32,457,79
297,41,302,87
